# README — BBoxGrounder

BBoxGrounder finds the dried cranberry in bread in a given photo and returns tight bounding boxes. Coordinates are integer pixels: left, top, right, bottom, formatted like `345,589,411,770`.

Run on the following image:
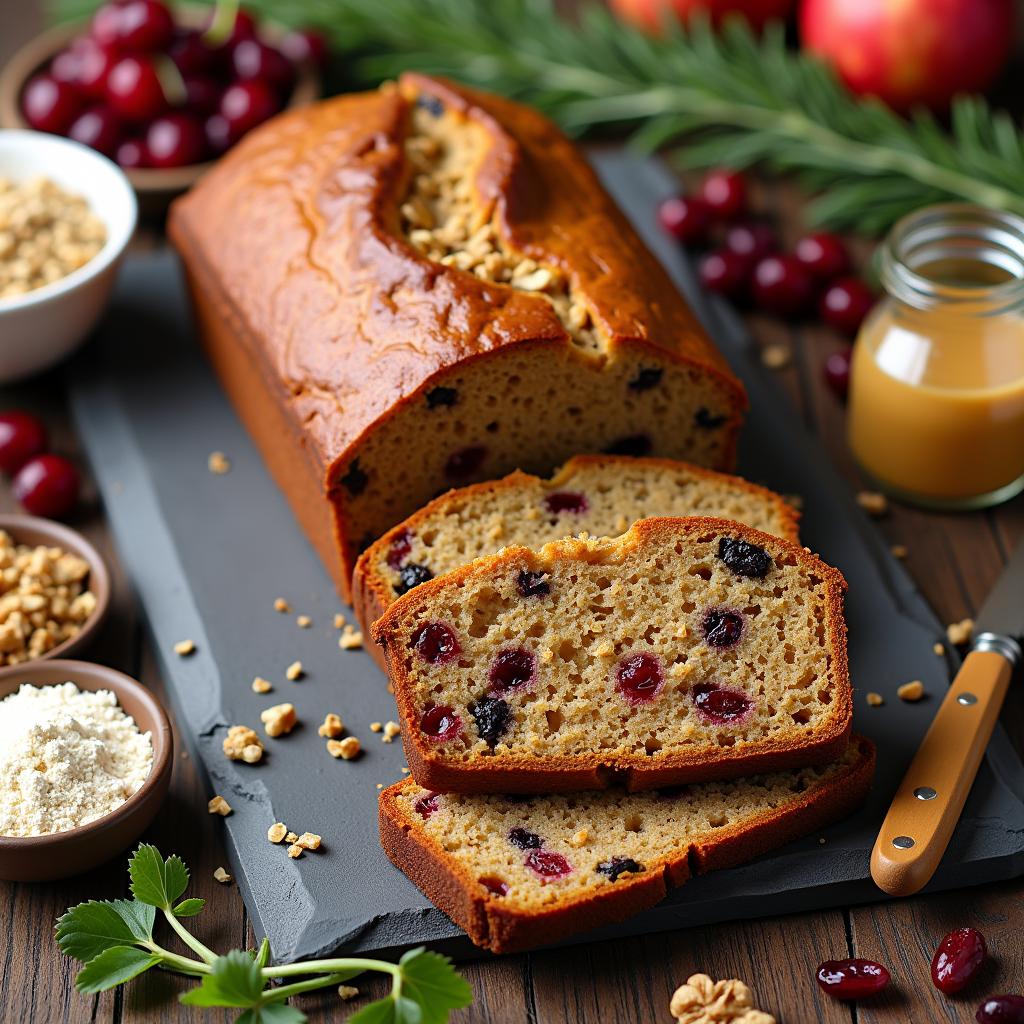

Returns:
379,736,875,953
373,517,852,793
354,455,799,667
168,73,745,601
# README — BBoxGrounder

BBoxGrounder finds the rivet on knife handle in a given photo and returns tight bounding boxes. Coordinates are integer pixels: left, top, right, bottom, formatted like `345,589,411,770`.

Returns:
870,639,1019,897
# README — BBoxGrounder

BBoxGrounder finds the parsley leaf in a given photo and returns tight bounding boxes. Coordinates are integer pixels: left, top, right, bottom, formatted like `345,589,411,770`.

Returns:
129,844,191,910
237,1004,308,1024
179,951,266,1008
350,995,423,1024
56,899,155,962
399,949,473,1024
172,898,207,918
75,946,161,993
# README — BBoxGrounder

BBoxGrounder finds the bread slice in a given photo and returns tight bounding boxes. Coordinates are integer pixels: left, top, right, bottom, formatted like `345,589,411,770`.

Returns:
372,517,851,793
379,736,874,953
354,455,799,667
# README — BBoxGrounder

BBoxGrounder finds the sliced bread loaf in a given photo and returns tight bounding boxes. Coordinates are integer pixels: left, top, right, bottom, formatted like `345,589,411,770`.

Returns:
379,736,875,953
354,455,799,666
372,517,851,793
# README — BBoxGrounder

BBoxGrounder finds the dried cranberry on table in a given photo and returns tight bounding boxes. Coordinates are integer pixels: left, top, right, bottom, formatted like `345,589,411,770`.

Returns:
12,454,81,520
280,29,330,69
724,221,777,262
931,927,987,995
657,195,712,245
820,277,876,336
794,231,851,281
0,412,48,475
977,995,1024,1023
823,348,852,399
816,958,891,1000
699,169,747,221
751,254,815,319
699,249,751,299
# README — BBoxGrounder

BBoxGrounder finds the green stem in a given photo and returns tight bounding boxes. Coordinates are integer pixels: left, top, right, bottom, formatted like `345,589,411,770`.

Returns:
261,973,350,1004
162,909,218,966
202,0,239,45
143,941,212,977
262,957,400,980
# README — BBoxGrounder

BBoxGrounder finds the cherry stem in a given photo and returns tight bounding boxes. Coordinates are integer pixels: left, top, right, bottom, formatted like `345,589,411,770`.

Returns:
153,53,187,107
203,0,239,46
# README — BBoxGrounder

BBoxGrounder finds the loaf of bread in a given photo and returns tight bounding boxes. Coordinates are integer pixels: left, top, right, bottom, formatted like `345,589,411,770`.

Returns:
169,73,746,600
379,736,874,953
373,517,851,793
354,454,799,665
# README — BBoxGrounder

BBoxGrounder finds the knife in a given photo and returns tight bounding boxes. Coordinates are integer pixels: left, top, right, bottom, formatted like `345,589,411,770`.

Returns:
870,537,1023,897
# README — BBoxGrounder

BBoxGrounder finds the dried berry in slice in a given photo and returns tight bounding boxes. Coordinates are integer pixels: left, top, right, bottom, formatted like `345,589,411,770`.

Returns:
596,857,644,881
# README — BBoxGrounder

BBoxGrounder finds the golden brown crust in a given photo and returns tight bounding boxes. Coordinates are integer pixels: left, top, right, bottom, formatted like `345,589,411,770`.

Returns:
169,75,745,600
374,516,852,793
378,737,875,953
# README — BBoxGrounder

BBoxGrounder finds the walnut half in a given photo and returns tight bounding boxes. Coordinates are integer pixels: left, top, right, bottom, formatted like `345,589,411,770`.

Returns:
670,974,776,1024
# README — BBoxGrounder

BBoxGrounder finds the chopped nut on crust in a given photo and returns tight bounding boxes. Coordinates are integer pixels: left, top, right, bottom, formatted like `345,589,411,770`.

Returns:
382,721,401,743
670,974,775,1024
946,618,974,646
174,639,196,656
213,866,232,884
897,680,925,702
296,832,321,851
328,736,361,760
274,597,290,613
285,660,303,680
207,451,231,475
252,676,273,694
223,725,264,763
856,491,888,517
318,713,344,738
760,344,791,371
207,795,232,816
339,627,363,650
287,844,303,859
268,822,288,844
261,702,297,738
338,985,359,1000
333,613,346,629
866,692,884,707
296,615,312,628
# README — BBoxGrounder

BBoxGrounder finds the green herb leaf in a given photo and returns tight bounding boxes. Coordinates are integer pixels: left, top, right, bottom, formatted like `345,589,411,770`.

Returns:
75,946,161,993
398,948,473,1024
172,898,207,918
129,844,191,910
56,899,155,962
180,950,265,1008
349,995,423,1024
236,1004,308,1024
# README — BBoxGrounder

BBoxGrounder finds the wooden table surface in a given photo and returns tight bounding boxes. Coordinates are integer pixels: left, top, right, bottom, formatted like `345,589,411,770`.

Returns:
2,8,1023,1024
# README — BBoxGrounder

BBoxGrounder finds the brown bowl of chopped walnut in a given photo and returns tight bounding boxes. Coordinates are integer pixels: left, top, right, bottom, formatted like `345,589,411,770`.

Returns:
0,514,111,666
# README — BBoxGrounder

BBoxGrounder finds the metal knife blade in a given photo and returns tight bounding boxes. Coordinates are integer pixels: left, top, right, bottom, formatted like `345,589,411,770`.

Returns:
975,536,1024,641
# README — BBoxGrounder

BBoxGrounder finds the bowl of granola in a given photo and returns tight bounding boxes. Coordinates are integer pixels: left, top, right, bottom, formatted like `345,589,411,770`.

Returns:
0,130,136,383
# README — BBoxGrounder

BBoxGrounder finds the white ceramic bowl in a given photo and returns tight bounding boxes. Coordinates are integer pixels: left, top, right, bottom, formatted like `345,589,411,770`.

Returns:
0,130,136,383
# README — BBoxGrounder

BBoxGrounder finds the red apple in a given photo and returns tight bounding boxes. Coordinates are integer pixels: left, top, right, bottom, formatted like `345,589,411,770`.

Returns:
610,0,794,33
799,0,1014,112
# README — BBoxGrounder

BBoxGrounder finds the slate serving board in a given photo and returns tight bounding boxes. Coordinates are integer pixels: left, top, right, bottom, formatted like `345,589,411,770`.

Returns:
68,153,1024,963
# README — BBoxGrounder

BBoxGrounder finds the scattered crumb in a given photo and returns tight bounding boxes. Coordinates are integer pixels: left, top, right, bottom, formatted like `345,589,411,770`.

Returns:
252,676,273,694
784,493,804,511
818,837,826,845
933,642,945,656
268,822,288,844
761,344,791,370
897,680,926,702
296,615,312,629
285,660,303,681
339,627,363,650
890,544,908,559
856,491,888,517
260,702,297,738
287,844,303,859
382,721,401,743
401,767,410,774
223,725,264,763
207,795,232,817
296,832,322,851
274,597,290,613
207,451,231,475
376,783,383,789
328,736,361,760
866,692,884,707
174,639,196,656
370,722,383,733
334,613,346,629
285,831,298,843
947,618,974,646
213,866,232,884
338,985,359,1000
318,713,344,739
569,829,589,848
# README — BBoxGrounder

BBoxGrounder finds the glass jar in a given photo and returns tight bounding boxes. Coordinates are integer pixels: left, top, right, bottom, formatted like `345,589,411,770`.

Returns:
848,204,1024,509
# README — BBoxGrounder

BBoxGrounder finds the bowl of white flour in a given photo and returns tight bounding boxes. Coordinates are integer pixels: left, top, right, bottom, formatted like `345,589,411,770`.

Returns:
0,658,172,881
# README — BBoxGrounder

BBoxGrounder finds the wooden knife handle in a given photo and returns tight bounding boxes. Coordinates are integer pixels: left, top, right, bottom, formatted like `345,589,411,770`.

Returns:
870,649,1013,897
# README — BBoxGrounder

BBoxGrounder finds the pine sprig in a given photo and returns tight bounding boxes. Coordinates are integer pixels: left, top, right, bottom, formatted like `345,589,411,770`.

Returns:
52,0,1024,232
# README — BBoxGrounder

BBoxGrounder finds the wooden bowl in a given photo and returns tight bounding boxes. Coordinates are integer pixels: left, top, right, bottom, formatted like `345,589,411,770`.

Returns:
0,659,173,881
0,514,111,663
0,11,321,216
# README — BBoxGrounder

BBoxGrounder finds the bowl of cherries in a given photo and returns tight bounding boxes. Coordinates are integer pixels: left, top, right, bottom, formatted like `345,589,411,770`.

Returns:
0,1,325,213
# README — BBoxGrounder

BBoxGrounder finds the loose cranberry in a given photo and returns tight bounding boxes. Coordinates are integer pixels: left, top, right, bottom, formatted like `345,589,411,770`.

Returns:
183,74,220,116
168,29,216,75
231,40,295,92
816,959,891,1000
692,683,754,724
596,857,644,881
444,445,486,480
279,28,330,69
22,75,82,134
718,537,771,579
74,40,117,101
68,106,123,158
701,608,744,648
472,696,511,746
13,455,81,520
386,529,413,568
419,704,462,743
146,113,206,168
105,55,167,122
795,232,850,281
977,995,1024,1023
0,412,48,474
516,570,550,598
932,927,987,995
114,0,174,52
616,653,665,706
410,621,460,664
508,827,543,849
91,3,127,48
525,849,573,880
751,255,815,319
219,79,279,139
544,491,588,515
657,195,711,245
413,793,440,819
823,348,852,399
820,277,876,336
724,222,777,262
699,249,750,299
479,876,509,897
394,562,432,596
699,169,746,220
116,137,148,168
488,648,536,696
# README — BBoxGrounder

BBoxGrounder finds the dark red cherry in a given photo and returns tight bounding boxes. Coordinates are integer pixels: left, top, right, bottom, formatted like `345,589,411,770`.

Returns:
203,113,233,155
795,232,850,281
91,3,127,48
699,169,747,221
701,608,744,648
820,277,875,336
411,621,460,664
116,137,148,168
752,255,815,319
419,705,462,743
114,0,174,52
816,958,891,1000
168,29,216,75
615,653,665,705
479,876,509,897
68,106,123,157
444,445,486,480
22,75,82,134
279,28,330,69
823,348,852,399
13,454,81,520
73,39,117,100
413,793,440,819
488,648,535,696
544,491,588,515
977,995,1024,1023
50,46,85,88
657,195,711,245
724,221,777,262
183,74,220,116
219,79,280,138
692,683,754,724
0,412,48,474
386,529,413,568
146,113,206,168
231,40,295,92
932,927,986,995
525,849,572,880
204,7,258,53
699,249,750,299
105,55,167,121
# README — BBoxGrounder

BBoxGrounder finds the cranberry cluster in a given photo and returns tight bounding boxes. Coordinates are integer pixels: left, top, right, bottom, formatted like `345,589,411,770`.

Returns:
20,0,327,170
0,411,80,519
658,169,876,399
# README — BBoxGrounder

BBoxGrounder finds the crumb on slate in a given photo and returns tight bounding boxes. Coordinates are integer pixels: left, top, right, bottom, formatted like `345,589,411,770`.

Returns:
208,451,231,475
897,680,925,702
866,692,884,707
856,491,888,517
285,660,303,681
252,676,273,694
174,639,195,656
207,795,232,816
